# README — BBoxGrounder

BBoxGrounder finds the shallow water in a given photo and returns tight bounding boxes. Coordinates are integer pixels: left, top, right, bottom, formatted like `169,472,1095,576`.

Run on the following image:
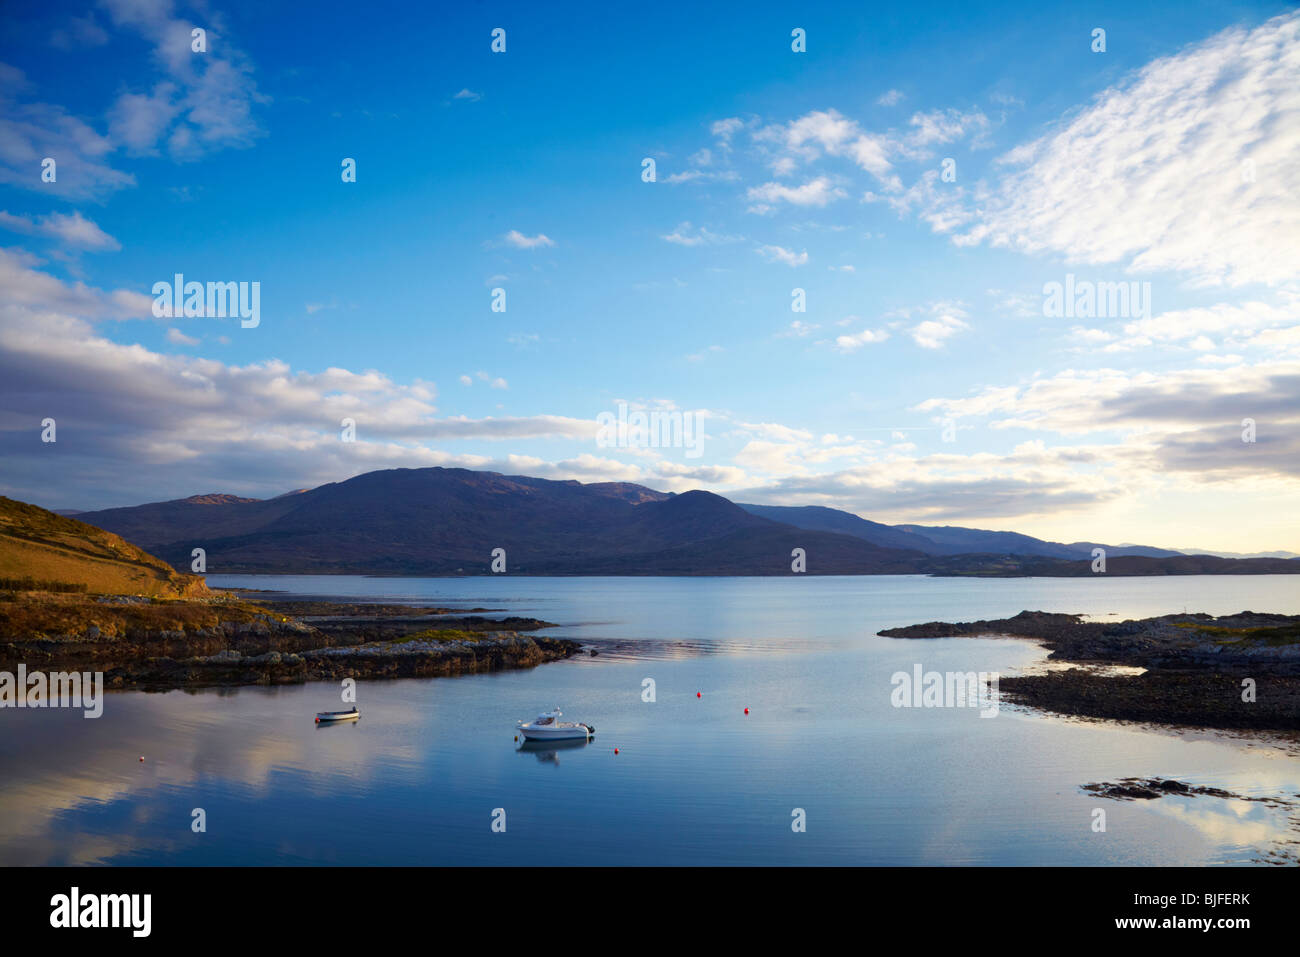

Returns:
2,574,1297,865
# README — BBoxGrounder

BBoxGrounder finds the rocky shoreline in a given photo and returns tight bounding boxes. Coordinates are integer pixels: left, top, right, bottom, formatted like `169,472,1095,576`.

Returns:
0,591,578,691
879,610,1300,732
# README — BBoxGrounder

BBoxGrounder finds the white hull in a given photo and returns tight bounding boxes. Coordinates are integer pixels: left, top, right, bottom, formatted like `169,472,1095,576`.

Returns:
520,724,591,741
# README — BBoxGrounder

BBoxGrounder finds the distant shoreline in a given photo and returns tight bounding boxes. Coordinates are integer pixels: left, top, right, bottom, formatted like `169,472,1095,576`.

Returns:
199,566,1300,578
880,610,1300,733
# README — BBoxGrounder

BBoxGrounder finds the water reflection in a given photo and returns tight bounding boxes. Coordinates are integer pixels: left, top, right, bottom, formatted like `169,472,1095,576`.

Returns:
3,575,1299,865
516,738,592,764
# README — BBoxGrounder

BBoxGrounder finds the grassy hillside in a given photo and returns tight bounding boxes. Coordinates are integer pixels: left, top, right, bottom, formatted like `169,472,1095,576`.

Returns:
0,496,208,598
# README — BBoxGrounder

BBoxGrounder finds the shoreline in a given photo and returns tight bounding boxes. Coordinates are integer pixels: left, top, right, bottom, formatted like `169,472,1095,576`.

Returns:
879,610,1300,733
0,591,579,691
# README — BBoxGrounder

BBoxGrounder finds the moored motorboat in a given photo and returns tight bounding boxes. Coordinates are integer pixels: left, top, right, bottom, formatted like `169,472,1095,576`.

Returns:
316,707,360,723
516,707,594,740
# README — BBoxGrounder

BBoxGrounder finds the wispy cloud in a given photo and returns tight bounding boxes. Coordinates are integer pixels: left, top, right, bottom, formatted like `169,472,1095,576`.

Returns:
99,0,267,159
746,176,847,211
953,12,1300,287
660,222,742,246
0,210,120,251
500,230,554,249
756,244,808,267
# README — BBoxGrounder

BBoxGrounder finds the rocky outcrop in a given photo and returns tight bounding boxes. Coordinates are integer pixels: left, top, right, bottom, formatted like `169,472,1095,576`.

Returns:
1,594,578,691
879,610,1300,672
879,610,1300,731
100,632,581,690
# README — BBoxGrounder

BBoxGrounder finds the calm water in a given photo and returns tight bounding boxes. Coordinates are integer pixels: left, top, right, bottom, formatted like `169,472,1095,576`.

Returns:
2,575,1298,866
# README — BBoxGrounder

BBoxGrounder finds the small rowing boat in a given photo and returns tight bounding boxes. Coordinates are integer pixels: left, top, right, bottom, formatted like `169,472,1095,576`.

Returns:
316,707,360,723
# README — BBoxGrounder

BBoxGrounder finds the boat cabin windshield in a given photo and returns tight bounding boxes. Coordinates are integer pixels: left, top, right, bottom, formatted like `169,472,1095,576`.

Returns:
534,715,555,725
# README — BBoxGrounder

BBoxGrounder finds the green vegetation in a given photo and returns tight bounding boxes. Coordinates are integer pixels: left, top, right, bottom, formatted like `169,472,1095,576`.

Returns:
1173,620,1300,646
387,628,483,644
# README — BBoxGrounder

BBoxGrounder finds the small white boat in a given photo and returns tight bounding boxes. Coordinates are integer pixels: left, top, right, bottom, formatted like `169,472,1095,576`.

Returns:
516,707,594,741
316,707,360,723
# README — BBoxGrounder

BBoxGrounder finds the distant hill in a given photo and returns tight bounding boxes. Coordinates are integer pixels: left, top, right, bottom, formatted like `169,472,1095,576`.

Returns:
75,468,928,576
741,504,1182,559
1170,547,1300,560
67,468,1296,578
965,553,1300,577
892,523,1183,559
739,504,951,553
0,496,208,597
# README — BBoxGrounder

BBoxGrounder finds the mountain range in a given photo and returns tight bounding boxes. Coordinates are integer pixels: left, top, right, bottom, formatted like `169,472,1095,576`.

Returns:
737,504,1181,559
65,467,1300,577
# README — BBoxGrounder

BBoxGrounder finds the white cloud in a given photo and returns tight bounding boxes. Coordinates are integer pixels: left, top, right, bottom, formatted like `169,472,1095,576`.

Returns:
501,230,554,249
0,210,120,251
756,244,809,267
746,176,846,209
834,328,890,352
757,109,901,187
99,0,267,159
0,259,624,505
909,303,970,349
0,247,151,320
911,318,967,349
779,320,819,338
0,64,135,200
866,169,975,233
710,117,744,142
1121,298,1298,346
954,12,1300,288
108,83,182,154
660,222,740,246
906,108,990,148
915,360,1300,446
1067,326,1115,345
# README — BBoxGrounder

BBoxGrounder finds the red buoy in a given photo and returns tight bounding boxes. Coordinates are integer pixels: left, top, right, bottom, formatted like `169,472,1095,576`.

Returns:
744,708,749,715
614,748,619,754
696,692,701,698
139,756,144,762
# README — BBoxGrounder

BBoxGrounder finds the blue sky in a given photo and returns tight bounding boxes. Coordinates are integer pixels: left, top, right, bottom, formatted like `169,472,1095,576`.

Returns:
1,0,1298,552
